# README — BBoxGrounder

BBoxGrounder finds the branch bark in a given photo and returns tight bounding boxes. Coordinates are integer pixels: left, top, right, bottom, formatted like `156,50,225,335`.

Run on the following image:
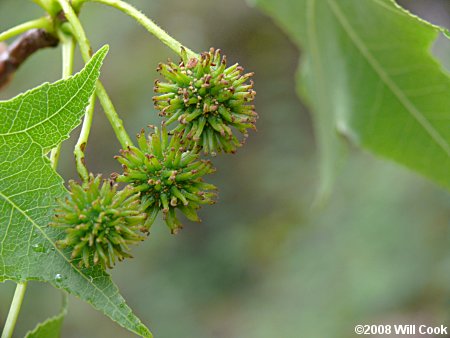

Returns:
0,29,59,90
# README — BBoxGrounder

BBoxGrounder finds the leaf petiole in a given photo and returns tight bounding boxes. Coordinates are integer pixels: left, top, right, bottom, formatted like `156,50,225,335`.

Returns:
74,94,96,181
1,282,27,338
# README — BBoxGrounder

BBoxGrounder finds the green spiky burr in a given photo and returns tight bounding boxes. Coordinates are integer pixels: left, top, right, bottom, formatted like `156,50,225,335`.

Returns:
153,47,258,155
52,175,147,269
114,125,217,234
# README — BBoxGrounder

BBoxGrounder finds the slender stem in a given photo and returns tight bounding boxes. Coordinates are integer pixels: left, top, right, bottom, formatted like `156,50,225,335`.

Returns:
0,17,52,42
87,0,198,59
95,81,132,147
50,33,76,170
57,0,133,148
57,0,91,59
74,94,95,181
1,282,27,338
60,36,76,78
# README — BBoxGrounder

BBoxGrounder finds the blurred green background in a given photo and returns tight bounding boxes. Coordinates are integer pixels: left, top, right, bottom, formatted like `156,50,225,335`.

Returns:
0,0,450,337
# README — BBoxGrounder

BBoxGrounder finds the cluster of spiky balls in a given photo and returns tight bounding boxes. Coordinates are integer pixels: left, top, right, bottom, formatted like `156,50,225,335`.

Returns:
52,48,257,269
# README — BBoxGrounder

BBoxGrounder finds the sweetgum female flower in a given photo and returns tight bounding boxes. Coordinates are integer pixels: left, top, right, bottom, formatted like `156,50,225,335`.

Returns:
114,125,217,233
52,175,147,269
153,48,258,155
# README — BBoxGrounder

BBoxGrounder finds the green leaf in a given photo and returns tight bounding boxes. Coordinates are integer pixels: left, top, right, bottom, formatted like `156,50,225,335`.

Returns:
255,0,450,192
0,46,152,338
24,293,68,338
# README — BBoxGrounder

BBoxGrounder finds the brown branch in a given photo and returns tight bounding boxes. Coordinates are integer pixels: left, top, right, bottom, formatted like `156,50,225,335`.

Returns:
0,29,59,90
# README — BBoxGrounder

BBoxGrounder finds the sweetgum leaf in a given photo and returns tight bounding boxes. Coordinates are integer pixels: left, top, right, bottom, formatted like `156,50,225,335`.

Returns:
24,293,68,338
0,46,152,337
255,0,450,195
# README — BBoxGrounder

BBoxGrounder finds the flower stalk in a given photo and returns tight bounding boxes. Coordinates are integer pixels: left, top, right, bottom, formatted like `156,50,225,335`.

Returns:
87,0,198,59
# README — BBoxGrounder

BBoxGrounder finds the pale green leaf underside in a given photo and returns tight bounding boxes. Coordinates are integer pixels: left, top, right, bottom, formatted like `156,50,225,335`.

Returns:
256,0,450,191
0,46,151,337
24,293,68,338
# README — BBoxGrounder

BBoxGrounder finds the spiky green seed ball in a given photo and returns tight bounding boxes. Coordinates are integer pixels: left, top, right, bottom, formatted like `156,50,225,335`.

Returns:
153,47,258,155
114,125,217,234
51,175,147,269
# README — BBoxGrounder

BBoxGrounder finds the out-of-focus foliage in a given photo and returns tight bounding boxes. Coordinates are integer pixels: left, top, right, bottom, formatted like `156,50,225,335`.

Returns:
0,0,449,337
255,0,450,199
24,295,67,338
232,155,450,338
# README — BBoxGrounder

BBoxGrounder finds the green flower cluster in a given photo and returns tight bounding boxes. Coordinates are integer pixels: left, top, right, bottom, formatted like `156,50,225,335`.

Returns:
153,48,257,155
114,125,217,234
54,48,256,269
52,175,147,268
